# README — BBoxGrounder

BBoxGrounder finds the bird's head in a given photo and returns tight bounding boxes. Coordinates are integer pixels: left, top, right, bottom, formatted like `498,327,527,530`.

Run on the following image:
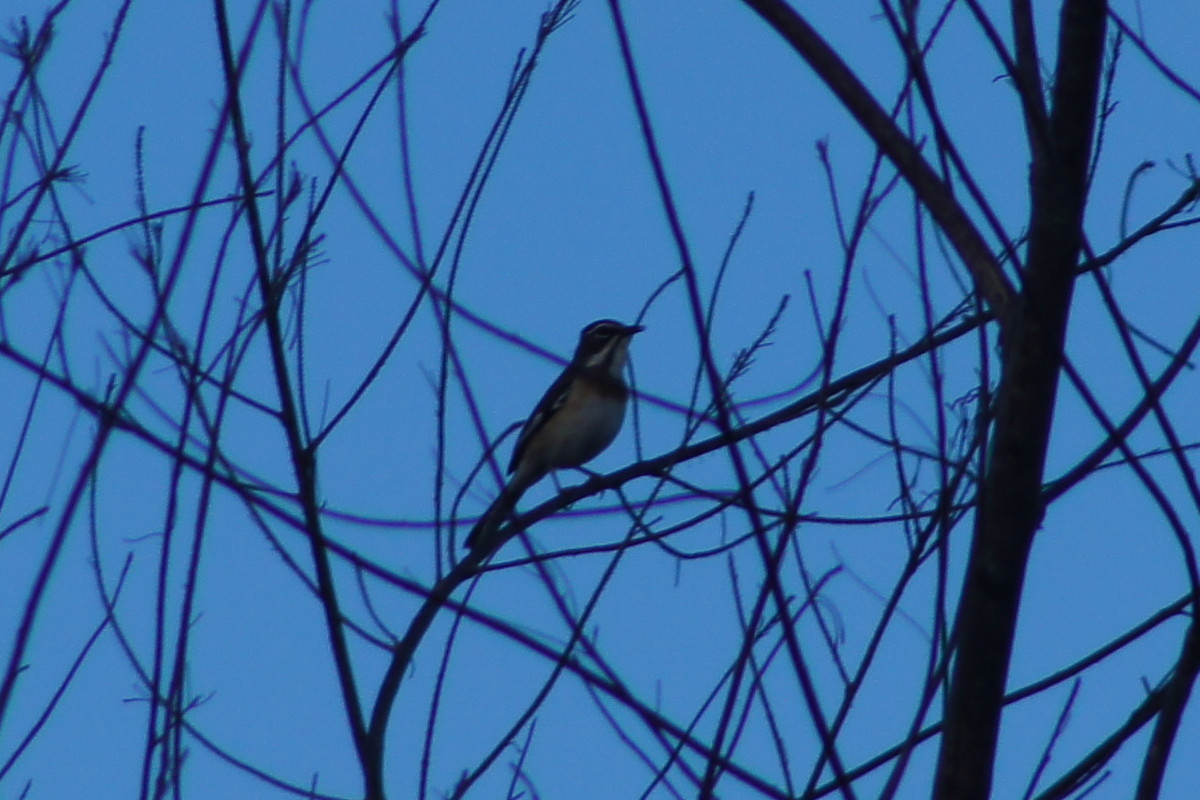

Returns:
575,319,644,376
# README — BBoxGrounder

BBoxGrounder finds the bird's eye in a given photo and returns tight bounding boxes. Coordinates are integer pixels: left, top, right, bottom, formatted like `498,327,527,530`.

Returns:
581,319,630,342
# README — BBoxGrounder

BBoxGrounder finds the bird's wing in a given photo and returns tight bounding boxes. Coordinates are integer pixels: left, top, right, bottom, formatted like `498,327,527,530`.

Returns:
507,365,575,474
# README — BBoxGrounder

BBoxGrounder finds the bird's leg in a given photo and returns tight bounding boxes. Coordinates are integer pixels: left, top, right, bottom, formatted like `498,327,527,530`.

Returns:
574,467,609,492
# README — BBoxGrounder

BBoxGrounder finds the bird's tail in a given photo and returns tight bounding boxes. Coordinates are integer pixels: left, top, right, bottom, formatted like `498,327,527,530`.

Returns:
466,461,543,555
464,482,523,554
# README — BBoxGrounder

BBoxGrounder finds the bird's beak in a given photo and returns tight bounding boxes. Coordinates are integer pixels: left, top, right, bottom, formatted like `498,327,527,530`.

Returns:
625,324,645,335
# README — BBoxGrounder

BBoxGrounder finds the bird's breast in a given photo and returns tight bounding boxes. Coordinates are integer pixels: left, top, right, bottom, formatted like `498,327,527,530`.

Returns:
545,390,626,470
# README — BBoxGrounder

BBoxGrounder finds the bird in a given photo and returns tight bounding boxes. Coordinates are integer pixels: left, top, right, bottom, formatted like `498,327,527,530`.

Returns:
465,319,644,555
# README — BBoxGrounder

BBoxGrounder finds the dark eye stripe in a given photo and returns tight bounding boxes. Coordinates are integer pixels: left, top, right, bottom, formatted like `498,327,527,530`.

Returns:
581,338,612,359
576,320,638,363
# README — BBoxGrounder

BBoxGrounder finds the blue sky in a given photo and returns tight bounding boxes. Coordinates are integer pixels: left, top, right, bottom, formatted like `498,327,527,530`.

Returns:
2,0,1200,798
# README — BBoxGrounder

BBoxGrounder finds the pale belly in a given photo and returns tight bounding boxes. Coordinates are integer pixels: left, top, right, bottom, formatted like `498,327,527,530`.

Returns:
544,392,626,470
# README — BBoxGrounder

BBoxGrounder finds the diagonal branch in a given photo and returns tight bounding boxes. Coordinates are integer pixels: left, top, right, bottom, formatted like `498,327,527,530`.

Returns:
740,0,1017,323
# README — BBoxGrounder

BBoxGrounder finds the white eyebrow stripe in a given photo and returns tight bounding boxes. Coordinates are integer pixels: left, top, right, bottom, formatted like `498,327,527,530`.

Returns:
584,336,632,378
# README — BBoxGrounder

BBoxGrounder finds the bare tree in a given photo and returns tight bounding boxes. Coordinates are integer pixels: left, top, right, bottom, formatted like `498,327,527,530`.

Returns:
1,0,1198,798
